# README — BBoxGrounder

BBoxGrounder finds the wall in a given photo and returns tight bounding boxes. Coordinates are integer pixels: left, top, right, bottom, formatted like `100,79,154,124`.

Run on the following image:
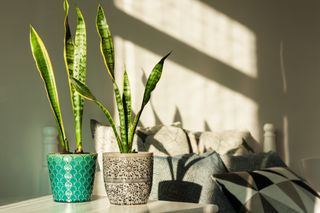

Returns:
1,0,320,202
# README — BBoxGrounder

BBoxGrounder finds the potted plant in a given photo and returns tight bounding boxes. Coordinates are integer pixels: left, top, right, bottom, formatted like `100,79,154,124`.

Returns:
71,5,170,205
29,0,97,202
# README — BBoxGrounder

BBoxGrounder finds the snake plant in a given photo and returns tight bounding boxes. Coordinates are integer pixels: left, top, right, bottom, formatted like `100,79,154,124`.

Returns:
72,5,171,153
30,0,87,153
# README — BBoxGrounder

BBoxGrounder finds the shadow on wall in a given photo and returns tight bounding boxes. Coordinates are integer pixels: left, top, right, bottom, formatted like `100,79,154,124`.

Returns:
104,0,320,176
102,1,320,211
107,0,261,139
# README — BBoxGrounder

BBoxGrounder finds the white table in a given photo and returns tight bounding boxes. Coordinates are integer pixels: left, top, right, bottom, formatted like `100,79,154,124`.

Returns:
0,195,218,213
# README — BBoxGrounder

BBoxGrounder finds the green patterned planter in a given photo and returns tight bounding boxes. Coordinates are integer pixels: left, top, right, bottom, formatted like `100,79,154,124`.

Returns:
47,153,97,202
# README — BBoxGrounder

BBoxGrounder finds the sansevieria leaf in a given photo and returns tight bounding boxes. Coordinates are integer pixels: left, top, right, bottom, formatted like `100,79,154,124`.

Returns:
123,70,132,144
30,26,69,153
129,52,171,149
142,52,171,107
113,83,128,152
63,0,74,78
63,0,80,153
71,6,87,153
96,5,115,80
71,78,123,152
96,5,128,151
74,7,87,85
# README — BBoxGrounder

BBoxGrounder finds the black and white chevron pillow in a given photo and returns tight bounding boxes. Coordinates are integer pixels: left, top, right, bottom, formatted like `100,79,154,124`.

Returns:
213,167,320,213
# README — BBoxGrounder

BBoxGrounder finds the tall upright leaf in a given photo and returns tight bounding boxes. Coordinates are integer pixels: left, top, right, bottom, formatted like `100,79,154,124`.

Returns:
113,83,128,152
129,52,171,149
96,5,115,80
63,0,74,78
64,3,87,153
30,26,69,153
96,5,128,151
63,0,77,153
74,7,87,84
123,70,132,144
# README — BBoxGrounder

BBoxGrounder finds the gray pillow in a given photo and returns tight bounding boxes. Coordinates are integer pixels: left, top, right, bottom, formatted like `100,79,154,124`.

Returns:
151,151,235,212
221,151,287,172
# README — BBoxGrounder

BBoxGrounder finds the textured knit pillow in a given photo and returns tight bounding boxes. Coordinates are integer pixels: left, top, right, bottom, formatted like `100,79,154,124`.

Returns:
151,151,235,212
221,151,287,172
213,167,320,213
91,120,190,168
136,122,191,156
191,130,259,155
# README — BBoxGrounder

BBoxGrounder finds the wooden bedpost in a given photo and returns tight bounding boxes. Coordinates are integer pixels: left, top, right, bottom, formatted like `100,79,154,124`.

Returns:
263,123,276,152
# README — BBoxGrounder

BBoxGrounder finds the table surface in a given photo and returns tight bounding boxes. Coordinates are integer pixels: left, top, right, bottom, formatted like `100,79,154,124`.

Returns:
0,195,218,213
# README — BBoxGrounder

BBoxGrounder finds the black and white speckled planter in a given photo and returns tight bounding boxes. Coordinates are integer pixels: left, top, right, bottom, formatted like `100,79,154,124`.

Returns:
103,152,153,205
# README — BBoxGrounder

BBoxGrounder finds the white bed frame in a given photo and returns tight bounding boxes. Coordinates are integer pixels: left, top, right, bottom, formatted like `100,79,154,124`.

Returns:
263,123,276,152
41,123,277,156
41,123,277,158
40,123,277,196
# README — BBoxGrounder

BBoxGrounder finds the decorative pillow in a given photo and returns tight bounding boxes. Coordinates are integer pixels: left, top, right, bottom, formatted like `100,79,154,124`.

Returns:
91,119,259,160
221,151,287,172
135,123,191,156
91,119,191,168
191,130,259,155
151,151,235,213
213,167,320,213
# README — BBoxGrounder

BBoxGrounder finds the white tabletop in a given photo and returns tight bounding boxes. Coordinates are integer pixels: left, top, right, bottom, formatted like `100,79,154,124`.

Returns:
0,195,218,213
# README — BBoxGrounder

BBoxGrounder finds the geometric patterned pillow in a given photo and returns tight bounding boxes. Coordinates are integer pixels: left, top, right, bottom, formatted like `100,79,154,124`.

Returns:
213,167,320,213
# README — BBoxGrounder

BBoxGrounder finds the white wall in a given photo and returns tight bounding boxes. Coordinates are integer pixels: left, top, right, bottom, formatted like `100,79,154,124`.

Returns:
1,0,320,202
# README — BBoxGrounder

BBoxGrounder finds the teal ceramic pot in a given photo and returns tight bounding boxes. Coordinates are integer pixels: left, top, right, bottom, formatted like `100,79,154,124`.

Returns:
47,153,97,202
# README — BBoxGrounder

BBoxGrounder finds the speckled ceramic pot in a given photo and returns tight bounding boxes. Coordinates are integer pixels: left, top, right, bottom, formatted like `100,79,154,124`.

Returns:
47,153,97,202
103,152,153,205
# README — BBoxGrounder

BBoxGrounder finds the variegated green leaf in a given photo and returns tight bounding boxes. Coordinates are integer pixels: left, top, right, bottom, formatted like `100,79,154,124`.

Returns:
113,83,128,152
129,52,171,148
96,5,130,152
71,78,123,152
142,52,171,107
63,0,74,78
72,6,87,152
96,5,115,80
123,70,132,144
63,0,82,152
74,7,87,84
71,78,96,101
63,1,87,153
30,26,69,153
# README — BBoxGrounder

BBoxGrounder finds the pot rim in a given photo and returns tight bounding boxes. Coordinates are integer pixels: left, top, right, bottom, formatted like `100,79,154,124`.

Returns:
47,153,97,156
103,152,153,157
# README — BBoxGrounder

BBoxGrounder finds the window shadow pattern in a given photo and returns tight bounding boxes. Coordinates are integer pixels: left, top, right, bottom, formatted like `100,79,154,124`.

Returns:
104,0,320,211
